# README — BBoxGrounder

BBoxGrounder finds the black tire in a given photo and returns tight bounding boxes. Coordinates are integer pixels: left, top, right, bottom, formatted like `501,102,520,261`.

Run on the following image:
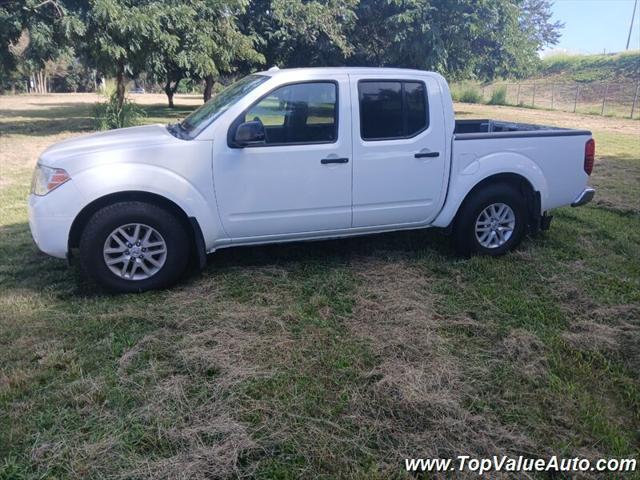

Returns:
79,201,189,292
453,183,527,256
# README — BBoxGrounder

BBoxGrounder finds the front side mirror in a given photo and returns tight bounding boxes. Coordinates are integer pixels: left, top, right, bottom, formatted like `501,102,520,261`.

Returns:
234,120,265,147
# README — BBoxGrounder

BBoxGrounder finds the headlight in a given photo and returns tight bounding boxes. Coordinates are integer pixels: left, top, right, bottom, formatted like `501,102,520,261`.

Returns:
31,164,71,196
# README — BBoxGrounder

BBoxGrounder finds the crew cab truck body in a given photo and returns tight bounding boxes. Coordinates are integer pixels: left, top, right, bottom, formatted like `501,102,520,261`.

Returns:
28,67,596,292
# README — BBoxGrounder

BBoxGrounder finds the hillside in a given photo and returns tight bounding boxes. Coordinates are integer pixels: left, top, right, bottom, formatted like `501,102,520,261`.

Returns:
537,51,640,84
450,51,640,118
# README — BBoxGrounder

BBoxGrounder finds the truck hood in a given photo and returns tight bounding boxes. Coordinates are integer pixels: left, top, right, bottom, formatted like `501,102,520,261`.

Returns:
39,124,177,167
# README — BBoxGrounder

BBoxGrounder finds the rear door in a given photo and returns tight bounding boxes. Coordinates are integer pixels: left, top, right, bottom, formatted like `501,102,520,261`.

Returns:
350,74,448,227
212,76,352,239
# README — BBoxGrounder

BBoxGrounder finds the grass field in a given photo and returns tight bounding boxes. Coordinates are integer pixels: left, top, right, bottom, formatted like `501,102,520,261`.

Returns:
1,93,639,479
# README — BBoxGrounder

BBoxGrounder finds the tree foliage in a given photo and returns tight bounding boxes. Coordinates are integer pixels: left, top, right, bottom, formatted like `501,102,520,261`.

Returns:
349,0,562,80
240,0,357,68
1,0,563,99
1,0,83,91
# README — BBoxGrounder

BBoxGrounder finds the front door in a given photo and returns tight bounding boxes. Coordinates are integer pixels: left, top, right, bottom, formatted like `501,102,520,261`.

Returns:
213,76,352,240
350,74,448,227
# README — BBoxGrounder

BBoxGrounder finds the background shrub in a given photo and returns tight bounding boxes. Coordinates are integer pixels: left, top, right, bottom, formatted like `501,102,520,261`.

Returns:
489,85,508,105
451,83,484,104
459,86,483,104
94,89,145,130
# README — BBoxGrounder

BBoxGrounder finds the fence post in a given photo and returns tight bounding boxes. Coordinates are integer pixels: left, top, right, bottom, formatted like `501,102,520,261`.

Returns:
573,85,580,113
601,83,609,116
532,82,536,107
551,84,555,109
516,83,521,105
631,81,639,119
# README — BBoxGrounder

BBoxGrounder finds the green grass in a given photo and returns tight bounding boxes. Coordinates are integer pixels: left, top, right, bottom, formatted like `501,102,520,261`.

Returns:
540,51,640,83
0,95,639,478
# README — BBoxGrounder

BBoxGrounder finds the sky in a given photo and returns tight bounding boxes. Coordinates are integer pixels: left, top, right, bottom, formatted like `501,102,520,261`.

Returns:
543,0,640,55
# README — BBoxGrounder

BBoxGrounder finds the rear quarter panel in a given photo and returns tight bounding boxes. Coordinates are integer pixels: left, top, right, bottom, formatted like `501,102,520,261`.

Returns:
433,134,591,227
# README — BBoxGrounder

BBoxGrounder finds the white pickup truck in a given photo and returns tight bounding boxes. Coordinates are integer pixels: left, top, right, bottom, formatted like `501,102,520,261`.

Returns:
28,67,595,292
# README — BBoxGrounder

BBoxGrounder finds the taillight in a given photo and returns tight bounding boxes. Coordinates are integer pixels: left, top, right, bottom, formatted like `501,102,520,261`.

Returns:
584,138,595,175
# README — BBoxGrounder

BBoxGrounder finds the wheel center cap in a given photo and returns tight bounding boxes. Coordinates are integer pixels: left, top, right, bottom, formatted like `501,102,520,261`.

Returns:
130,246,142,257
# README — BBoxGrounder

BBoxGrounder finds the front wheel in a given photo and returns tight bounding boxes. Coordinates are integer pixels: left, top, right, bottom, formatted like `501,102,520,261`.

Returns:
453,183,527,256
79,201,189,292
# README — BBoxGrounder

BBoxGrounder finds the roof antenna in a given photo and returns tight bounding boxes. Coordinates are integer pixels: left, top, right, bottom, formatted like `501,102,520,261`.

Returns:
267,66,280,72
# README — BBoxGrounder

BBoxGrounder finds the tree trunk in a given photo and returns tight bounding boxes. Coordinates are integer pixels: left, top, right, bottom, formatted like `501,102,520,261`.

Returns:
164,77,181,108
203,75,214,103
115,61,126,110
164,81,175,108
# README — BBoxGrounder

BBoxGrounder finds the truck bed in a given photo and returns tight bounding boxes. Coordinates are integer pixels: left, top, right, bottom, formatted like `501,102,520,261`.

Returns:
454,119,591,140
449,119,592,214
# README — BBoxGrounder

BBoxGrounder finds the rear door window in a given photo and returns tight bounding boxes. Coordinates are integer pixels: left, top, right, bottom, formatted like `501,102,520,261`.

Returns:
358,80,428,140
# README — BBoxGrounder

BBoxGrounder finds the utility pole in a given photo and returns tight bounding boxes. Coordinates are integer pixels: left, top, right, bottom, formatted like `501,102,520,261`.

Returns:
627,0,638,50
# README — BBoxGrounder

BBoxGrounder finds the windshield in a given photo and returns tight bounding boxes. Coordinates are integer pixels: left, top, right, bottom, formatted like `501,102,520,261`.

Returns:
179,74,269,138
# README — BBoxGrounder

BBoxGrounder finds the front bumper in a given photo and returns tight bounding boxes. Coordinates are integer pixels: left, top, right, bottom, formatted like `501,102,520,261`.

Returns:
571,187,595,207
28,183,82,259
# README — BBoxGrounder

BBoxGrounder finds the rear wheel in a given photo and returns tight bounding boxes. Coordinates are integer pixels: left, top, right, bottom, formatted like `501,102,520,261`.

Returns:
453,183,526,256
79,201,189,292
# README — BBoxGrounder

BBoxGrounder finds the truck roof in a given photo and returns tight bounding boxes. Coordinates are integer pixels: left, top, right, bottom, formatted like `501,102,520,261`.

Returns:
256,66,440,77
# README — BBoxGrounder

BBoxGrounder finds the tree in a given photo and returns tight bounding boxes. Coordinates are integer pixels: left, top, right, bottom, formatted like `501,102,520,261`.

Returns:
198,1,264,102
519,0,562,47
349,0,562,80
148,0,263,107
240,0,357,68
80,0,164,109
146,2,193,107
0,0,82,93
0,4,23,91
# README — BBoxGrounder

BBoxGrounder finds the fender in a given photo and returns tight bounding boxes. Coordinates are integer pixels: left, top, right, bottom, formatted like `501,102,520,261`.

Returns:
432,151,549,228
71,163,227,252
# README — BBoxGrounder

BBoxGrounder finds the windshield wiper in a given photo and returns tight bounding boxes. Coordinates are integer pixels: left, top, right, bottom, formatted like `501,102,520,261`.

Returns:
167,122,190,140
179,119,193,132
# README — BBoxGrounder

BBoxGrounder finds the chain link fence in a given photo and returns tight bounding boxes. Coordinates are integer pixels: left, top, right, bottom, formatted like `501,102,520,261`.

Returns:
480,82,640,119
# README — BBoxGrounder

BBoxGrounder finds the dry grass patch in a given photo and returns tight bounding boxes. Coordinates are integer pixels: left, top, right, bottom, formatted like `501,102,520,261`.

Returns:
562,308,640,373
501,329,549,379
103,270,304,479
348,259,536,470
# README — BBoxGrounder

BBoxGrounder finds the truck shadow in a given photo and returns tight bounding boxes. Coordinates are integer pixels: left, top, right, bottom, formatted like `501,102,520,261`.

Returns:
206,228,453,271
0,221,454,296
